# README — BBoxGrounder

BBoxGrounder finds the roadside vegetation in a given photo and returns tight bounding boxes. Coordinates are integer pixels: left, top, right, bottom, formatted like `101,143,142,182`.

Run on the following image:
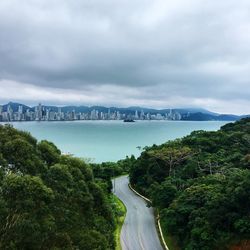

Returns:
129,118,250,250
90,155,136,180
112,195,126,250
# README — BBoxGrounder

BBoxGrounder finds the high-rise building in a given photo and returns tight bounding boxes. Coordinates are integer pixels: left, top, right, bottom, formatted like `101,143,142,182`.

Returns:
18,105,23,121
57,107,62,120
140,110,144,120
25,109,31,121
108,109,111,119
18,105,23,113
38,103,42,121
72,110,76,120
49,111,56,120
174,112,181,120
45,109,50,121
135,110,139,119
7,104,13,121
90,109,97,120
117,111,121,120
156,113,163,120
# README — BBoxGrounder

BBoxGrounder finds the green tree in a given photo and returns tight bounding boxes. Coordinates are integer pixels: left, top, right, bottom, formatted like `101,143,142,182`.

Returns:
3,138,45,175
37,140,60,166
0,174,55,249
149,181,177,209
148,145,193,176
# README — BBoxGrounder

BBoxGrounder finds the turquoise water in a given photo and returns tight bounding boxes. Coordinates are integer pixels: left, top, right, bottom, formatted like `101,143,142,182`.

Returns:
8,120,228,163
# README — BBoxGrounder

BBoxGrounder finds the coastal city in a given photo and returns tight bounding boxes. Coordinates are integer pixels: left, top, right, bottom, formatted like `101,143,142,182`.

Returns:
0,103,182,122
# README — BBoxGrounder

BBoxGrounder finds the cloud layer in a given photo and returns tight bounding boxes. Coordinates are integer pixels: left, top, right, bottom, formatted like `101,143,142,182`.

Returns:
0,0,250,114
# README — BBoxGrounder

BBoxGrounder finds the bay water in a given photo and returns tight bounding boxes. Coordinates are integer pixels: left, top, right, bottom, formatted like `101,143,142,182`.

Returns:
8,120,229,163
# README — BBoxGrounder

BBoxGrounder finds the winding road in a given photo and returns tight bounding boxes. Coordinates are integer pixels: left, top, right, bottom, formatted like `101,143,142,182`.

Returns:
113,175,163,250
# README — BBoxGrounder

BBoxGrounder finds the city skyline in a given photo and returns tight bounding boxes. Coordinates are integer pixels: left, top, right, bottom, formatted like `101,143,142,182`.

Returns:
0,102,183,122
0,101,245,122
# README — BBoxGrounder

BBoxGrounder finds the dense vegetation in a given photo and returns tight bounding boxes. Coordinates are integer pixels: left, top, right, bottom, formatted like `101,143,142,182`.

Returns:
90,156,136,186
130,118,250,250
0,125,116,249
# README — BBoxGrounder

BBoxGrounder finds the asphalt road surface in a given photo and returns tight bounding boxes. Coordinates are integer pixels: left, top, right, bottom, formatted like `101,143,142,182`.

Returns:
113,175,163,250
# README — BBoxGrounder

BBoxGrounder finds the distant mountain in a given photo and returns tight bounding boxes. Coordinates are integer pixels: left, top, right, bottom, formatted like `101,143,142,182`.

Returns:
2,102,30,112
61,105,89,113
180,108,219,115
240,114,250,119
182,112,240,121
1,102,248,121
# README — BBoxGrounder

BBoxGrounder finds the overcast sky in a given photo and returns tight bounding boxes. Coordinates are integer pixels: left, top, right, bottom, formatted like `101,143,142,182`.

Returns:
0,0,250,114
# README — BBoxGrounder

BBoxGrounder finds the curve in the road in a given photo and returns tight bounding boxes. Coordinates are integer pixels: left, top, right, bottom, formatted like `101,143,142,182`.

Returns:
113,175,163,250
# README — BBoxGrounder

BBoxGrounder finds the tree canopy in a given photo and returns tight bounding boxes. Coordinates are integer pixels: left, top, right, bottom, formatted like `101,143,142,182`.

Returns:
0,124,115,249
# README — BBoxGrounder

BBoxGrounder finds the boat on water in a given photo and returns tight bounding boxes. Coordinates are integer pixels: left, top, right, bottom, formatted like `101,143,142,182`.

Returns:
123,119,135,122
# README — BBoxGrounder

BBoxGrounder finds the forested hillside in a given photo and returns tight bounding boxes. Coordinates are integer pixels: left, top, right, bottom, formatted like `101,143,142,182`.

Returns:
130,118,250,250
0,125,115,249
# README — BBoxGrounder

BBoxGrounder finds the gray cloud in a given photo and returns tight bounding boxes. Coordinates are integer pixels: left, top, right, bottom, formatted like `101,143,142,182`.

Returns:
0,0,250,114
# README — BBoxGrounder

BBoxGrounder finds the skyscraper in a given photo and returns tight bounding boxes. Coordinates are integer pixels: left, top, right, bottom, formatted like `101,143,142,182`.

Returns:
135,110,139,119
140,110,144,120
38,103,42,121
18,105,23,121
7,104,13,121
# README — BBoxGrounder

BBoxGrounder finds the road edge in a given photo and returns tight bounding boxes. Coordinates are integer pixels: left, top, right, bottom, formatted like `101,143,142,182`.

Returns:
128,183,169,250
113,194,127,250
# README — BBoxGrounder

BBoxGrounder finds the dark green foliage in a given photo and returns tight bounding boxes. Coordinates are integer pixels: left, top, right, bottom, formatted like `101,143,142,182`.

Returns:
3,138,45,175
1,175,55,249
79,230,108,250
149,180,177,209
0,124,115,249
90,156,135,195
130,118,250,249
37,140,61,165
91,156,135,180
